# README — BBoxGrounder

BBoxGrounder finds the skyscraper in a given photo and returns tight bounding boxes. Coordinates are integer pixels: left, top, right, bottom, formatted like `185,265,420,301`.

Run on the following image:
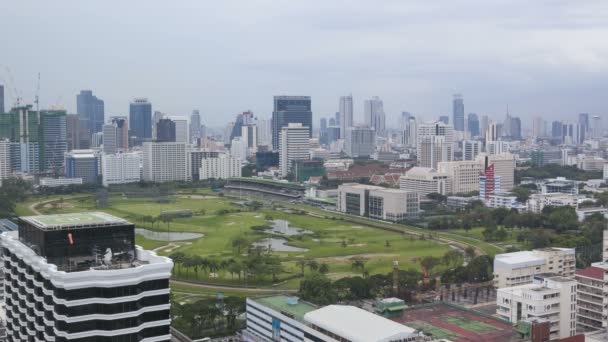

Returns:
39,110,68,174
76,90,104,136
400,112,412,130
339,95,353,139
552,121,563,141
345,126,376,158
0,84,4,113
510,117,522,140
66,114,80,151
102,117,128,153
417,121,454,169
190,109,201,143
143,141,189,182
452,94,464,131
173,117,189,143
279,123,310,177
320,117,327,131
579,113,589,136
152,110,165,140
129,98,152,146
272,96,312,150
156,118,176,142
439,116,449,125
591,115,602,138
403,116,417,148
480,115,489,140
467,113,480,137
364,96,386,135
532,116,544,138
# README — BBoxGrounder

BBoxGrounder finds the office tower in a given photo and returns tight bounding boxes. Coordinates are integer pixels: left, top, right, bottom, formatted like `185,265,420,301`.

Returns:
403,116,417,148
102,117,128,153
439,116,449,125
579,112,589,139
91,131,103,148
467,113,479,137
173,117,188,143
143,142,189,182
76,90,105,136
561,122,582,145
152,110,165,140
551,120,563,142
0,84,4,113
417,121,454,169
452,94,464,131
272,96,312,150
462,140,482,160
532,116,544,137
241,124,257,154
510,116,522,139
335,111,340,126
156,118,176,142
477,152,515,191
101,151,142,186
256,118,272,148
199,154,242,180
279,123,310,177
102,124,118,153
66,114,80,150
1,212,172,341
339,94,353,138
224,122,235,145
591,115,602,138
345,126,376,158
485,121,498,145
39,110,68,174
328,117,336,126
326,126,341,145
129,98,152,145
400,112,412,130
480,115,489,139
189,109,201,143
229,110,253,143
65,149,99,183
364,96,386,135
399,167,452,197
320,117,327,131
437,160,485,194
230,137,248,160
0,106,40,173
0,139,10,184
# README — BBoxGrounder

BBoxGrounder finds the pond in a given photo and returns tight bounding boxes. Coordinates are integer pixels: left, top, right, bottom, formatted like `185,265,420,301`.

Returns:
264,220,313,236
252,238,309,252
135,228,203,241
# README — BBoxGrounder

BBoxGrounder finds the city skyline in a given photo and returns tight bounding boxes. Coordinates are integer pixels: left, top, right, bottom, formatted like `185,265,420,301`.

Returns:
1,1,608,127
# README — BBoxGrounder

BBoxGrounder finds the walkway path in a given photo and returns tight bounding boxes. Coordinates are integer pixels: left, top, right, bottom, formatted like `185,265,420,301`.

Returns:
170,279,295,293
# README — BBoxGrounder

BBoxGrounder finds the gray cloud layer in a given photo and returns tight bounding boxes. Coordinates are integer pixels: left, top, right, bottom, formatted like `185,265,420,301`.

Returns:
2,0,607,127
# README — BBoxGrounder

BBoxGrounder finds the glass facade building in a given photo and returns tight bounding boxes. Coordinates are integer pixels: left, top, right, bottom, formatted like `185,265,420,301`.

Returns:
271,96,312,150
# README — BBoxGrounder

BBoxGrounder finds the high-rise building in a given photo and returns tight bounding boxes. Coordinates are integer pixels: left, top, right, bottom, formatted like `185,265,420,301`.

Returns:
66,114,80,151
575,230,608,332
156,118,176,142
199,154,242,180
173,117,188,143
403,116,417,148
102,117,128,154
279,123,310,177
467,113,480,137
477,152,515,191
479,164,500,200
0,106,40,173
0,84,4,113
40,110,68,174
437,160,485,194
0,212,172,341
344,126,375,158
256,118,272,148
452,94,464,131
400,112,412,131
335,111,340,126
591,115,602,138
399,167,451,197
364,96,385,135
230,137,248,160
480,115,489,139
0,139,10,185
417,121,454,169
152,110,165,140
76,90,104,136
462,140,482,161
561,122,582,145
329,117,336,126
339,95,353,138
241,124,257,155
189,109,201,143
510,117,522,140
65,149,99,183
101,151,142,186
142,142,189,182
579,113,589,140
485,121,498,145
272,96,312,150
129,98,152,145
439,116,449,125
552,120,563,141
320,117,327,131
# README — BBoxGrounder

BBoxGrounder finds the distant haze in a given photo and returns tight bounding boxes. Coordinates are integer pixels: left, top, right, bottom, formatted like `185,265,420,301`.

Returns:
2,1,608,127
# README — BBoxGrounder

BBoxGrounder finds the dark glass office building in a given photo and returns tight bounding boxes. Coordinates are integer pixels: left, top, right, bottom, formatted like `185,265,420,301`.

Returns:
271,96,312,150
452,94,464,131
129,98,152,146
76,90,105,136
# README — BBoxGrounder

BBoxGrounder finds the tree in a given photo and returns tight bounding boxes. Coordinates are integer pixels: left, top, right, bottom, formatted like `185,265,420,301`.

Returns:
318,263,330,274
420,256,440,275
306,259,319,272
427,192,447,203
296,259,307,276
464,246,476,261
350,257,367,273
231,236,248,254
441,250,464,268
511,186,531,203
298,273,337,305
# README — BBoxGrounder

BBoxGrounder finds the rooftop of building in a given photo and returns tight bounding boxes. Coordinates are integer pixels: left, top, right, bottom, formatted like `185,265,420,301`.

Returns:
252,295,317,321
576,266,605,280
21,212,129,230
304,305,416,342
494,251,545,265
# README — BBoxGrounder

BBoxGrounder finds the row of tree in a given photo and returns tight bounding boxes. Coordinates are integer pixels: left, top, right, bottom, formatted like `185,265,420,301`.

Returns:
171,296,245,339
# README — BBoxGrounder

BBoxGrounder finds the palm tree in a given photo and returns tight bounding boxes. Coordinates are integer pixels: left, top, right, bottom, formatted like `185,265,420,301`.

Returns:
296,260,307,276
306,259,319,272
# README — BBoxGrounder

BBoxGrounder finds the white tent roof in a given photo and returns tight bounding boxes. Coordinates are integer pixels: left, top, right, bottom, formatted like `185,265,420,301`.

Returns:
304,305,416,342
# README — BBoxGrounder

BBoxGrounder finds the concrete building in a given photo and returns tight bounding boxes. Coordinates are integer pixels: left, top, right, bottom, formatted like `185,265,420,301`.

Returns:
527,193,579,213
279,123,310,177
452,94,464,131
0,212,172,341
102,116,128,153
577,156,606,171
344,126,375,158
497,274,577,340
541,177,579,195
64,149,99,184
493,248,576,288
462,140,482,161
437,160,484,194
39,177,83,187
156,118,176,142
476,153,515,191
403,116,417,148
241,124,258,155
173,117,188,143
337,183,419,221
0,139,10,185
339,94,353,139
199,154,242,180
244,295,418,342
189,150,221,180
129,98,152,145
272,96,312,150
142,142,189,182
604,164,608,180
189,109,201,143
101,152,142,186
364,96,386,136
66,114,80,151
575,230,608,332
230,137,248,160
399,167,451,197
487,192,524,210
417,121,454,169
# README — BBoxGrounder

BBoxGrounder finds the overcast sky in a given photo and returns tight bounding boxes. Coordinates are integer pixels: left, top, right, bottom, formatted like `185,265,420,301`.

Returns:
2,0,608,128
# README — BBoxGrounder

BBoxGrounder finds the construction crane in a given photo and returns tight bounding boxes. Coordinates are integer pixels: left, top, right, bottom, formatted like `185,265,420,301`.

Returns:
34,72,40,114
2,66,22,108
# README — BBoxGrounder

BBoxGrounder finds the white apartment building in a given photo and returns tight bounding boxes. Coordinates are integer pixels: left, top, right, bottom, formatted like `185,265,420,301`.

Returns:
230,137,248,160
399,167,451,197
142,142,189,182
493,248,576,288
527,193,579,213
101,152,142,186
476,153,516,191
497,274,577,340
487,192,525,210
279,123,310,177
577,156,606,171
417,121,454,169
575,230,608,332
603,163,608,180
337,183,420,221
199,155,242,180
462,140,482,161
0,139,11,186
437,160,484,194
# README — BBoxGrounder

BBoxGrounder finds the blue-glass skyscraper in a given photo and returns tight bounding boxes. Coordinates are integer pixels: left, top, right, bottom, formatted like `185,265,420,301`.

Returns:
467,113,479,137
271,96,312,150
129,98,152,146
76,90,104,135
452,94,464,131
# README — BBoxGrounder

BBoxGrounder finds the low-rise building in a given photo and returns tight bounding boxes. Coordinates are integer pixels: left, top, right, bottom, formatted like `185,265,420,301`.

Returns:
487,192,525,210
64,149,99,184
493,248,576,288
542,177,579,195
399,167,451,197
337,183,420,221
575,230,608,333
496,274,577,340
39,177,83,187
576,207,608,222
446,196,478,210
527,193,579,213
437,160,484,194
